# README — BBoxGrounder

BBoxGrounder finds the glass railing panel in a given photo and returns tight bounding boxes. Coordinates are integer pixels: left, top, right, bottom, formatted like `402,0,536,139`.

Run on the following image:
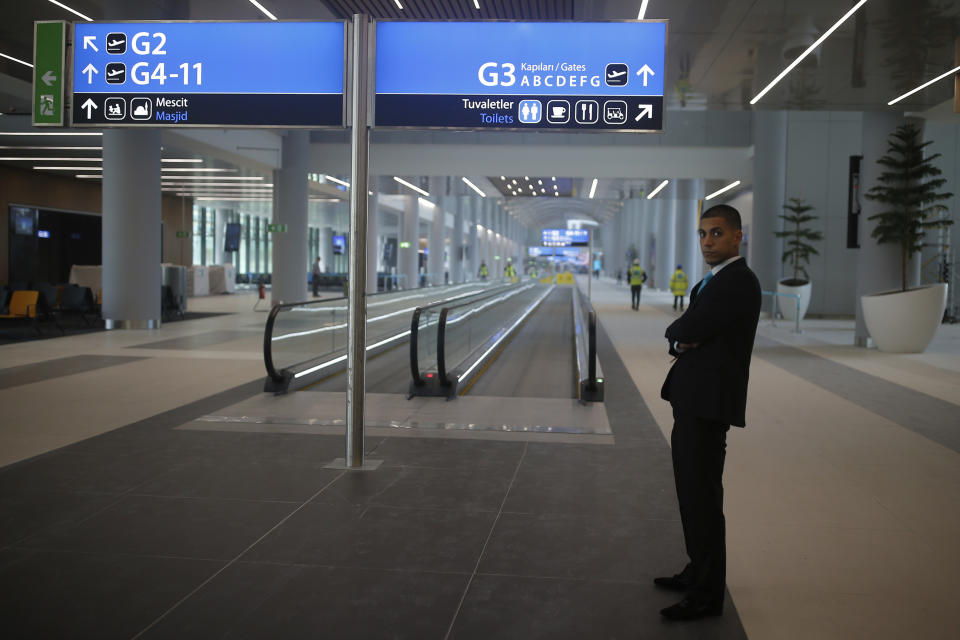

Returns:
440,283,545,380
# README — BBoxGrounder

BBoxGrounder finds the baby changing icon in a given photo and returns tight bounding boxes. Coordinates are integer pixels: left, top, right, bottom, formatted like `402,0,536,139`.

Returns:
518,100,542,124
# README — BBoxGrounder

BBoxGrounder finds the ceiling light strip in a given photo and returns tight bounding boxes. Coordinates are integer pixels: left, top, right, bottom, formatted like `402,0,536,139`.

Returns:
393,176,429,197
47,0,93,21
462,177,486,197
637,0,649,20
325,175,350,187
588,178,598,199
0,132,101,136
750,0,870,105
888,64,960,105
0,52,33,68
247,0,278,21
647,179,669,199
705,180,741,201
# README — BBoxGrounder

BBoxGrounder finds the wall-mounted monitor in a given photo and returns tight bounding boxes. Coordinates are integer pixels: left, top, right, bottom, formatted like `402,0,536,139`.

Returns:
224,222,241,252
333,234,346,255
11,207,36,236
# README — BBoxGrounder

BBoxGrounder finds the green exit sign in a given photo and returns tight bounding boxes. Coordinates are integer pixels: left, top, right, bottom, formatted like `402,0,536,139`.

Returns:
267,223,287,233
32,21,66,127
399,241,411,248
175,231,190,238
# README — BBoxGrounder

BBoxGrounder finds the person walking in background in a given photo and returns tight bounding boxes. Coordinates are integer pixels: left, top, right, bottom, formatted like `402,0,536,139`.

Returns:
478,261,489,280
629,259,647,310
616,269,623,286
311,256,322,297
670,264,689,311
657,204,761,621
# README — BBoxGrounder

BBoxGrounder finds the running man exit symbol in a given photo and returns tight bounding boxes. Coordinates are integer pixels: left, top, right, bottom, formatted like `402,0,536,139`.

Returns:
518,100,542,123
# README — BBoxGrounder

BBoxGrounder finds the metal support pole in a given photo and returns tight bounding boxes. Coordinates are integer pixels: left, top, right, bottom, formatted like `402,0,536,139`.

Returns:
342,14,378,470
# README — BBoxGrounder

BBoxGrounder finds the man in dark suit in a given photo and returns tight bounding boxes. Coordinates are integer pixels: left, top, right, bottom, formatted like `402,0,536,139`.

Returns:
656,204,762,621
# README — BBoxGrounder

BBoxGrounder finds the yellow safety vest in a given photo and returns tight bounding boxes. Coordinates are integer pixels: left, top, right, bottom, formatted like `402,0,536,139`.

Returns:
629,266,645,286
670,270,689,295
505,265,516,278
479,265,489,277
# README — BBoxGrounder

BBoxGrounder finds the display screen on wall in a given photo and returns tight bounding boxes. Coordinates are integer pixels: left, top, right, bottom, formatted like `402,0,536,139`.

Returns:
333,234,346,255
542,228,589,247
224,222,241,252
11,207,37,236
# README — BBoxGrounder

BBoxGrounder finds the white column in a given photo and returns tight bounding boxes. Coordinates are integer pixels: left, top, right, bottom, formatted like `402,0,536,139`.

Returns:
366,191,379,295
675,179,703,280
468,196,479,279
400,195,419,289
428,178,446,286
271,130,309,305
319,226,334,275
752,110,788,310
452,195,465,283
102,129,161,329
656,182,677,290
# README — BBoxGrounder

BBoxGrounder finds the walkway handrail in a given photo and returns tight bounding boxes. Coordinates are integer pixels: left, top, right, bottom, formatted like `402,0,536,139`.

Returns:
572,283,604,402
407,282,521,390
761,290,802,334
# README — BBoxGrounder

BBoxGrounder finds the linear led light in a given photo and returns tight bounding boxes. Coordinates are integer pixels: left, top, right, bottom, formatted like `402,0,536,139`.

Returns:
33,166,102,170
195,197,272,202
325,175,350,187
393,0,403,9
637,0,649,20
0,52,33,68
705,180,741,201
0,132,101,136
474,0,480,8
48,0,92,21
751,0,869,104
160,176,264,181
247,0,277,20
462,177,486,197
163,181,273,187
161,168,237,172
393,176,429,196
0,157,101,161
647,179,669,199
888,64,960,105
0,146,101,150
76,175,101,178
163,159,204,163
588,178,598,199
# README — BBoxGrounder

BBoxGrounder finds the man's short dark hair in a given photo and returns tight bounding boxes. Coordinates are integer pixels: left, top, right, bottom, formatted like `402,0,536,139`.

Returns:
701,204,742,230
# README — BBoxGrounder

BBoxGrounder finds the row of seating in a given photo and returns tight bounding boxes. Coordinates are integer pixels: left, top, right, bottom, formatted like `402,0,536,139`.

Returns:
0,283,98,335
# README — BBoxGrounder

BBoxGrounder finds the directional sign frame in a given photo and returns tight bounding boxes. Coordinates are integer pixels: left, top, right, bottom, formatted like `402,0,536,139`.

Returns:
33,21,67,127
371,19,668,134
68,20,349,129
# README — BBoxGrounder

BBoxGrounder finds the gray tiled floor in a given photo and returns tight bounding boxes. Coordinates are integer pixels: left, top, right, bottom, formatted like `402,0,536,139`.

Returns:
0,322,749,639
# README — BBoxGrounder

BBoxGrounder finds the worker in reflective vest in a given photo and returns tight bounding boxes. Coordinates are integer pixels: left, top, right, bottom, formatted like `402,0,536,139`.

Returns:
629,259,647,310
670,264,690,311
504,260,517,279
478,261,489,280
529,266,538,279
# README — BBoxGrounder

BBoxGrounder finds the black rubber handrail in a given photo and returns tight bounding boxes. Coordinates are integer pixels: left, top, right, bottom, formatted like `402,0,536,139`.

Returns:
587,309,597,389
408,282,520,387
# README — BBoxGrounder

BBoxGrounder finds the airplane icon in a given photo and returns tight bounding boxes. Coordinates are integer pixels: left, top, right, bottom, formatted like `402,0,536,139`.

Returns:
106,32,126,54
605,63,629,87
108,40,124,48
107,69,123,77
105,63,126,84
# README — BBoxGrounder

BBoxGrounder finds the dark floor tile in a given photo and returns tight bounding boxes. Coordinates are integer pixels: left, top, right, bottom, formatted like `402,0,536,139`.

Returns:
369,437,525,470
245,501,495,573
23,495,294,561
321,465,509,511
134,457,344,502
0,489,117,547
142,563,468,640
0,548,221,640
479,512,686,582
449,574,748,640
0,450,173,495
0,355,145,390
504,459,679,519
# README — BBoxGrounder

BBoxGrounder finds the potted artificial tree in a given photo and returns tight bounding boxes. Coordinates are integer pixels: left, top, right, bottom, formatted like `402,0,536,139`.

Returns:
774,197,822,321
861,123,953,353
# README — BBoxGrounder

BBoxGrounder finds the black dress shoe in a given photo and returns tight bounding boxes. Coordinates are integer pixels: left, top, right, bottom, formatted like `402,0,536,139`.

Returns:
653,574,690,591
659,597,723,621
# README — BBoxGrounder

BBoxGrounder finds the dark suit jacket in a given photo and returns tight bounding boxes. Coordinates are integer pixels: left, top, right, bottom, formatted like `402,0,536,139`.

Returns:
660,258,761,427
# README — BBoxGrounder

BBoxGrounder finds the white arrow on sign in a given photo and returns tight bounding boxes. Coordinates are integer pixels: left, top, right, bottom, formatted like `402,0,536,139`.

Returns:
634,104,654,122
80,98,98,119
636,64,656,87
82,63,98,84
41,71,57,87
82,35,98,52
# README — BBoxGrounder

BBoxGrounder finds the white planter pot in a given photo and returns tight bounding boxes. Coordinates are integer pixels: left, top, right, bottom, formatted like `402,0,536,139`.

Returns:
776,280,812,322
861,283,947,353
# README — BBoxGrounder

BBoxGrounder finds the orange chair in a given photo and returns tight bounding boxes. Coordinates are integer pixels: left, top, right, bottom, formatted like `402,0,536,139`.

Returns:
0,290,41,334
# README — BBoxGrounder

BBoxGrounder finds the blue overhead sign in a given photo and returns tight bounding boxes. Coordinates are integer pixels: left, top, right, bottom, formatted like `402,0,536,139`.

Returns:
542,228,590,247
375,21,666,131
71,22,345,127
